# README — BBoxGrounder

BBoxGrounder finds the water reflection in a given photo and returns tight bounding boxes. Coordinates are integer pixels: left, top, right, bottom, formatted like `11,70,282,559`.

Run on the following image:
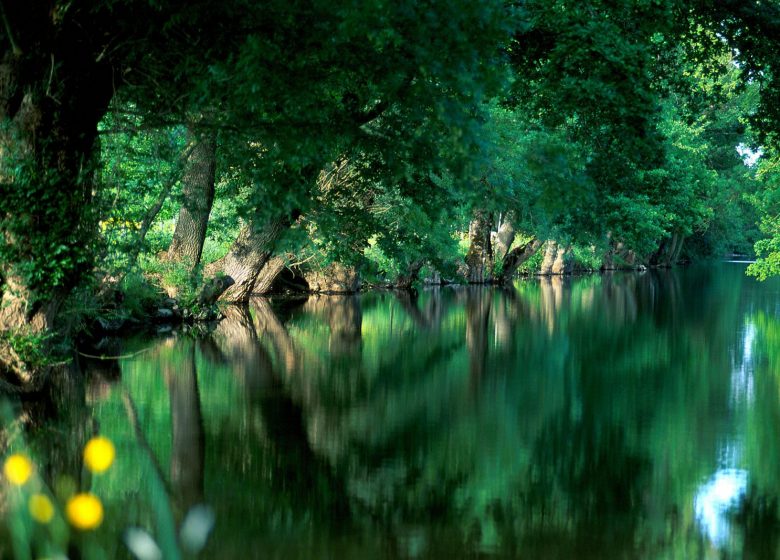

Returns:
165,339,205,514
731,322,756,407
5,264,780,558
694,469,748,548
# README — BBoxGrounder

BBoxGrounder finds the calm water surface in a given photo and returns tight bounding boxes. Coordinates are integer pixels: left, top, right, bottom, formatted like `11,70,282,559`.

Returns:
11,264,780,558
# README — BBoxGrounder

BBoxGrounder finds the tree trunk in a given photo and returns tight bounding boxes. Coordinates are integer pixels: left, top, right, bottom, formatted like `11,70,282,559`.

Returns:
601,232,616,271
394,260,425,290
464,210,493,284
602,240,619,271
551,246,570,275
649,237,668,267
304,263,361,294
494,219,516,262
203,218,285,304
670,235,685,264
539,241,558,275
1,31,114,381
166,128,217,268
622,249,638,268
200,160,315,304
253,255,288,295
496,239,542,284
601,249,615,271
650,233,682,268
664,233,683,267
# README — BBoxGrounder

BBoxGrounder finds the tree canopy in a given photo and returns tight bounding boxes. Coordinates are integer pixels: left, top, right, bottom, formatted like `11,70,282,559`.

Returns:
1,0,780,382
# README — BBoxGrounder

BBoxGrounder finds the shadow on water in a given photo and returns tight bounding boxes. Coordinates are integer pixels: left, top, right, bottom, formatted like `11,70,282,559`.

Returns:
165,339,205,514
4,264,780,558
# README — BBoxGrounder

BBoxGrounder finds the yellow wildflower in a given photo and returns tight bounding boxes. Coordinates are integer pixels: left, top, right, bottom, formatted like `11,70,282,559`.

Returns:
83,436,115,473
29,494,55,523
3,454,33,486
66,493,104,530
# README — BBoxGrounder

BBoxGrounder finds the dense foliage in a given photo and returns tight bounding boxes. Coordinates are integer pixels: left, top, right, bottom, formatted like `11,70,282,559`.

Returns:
5,2,780,556
0,0,779,377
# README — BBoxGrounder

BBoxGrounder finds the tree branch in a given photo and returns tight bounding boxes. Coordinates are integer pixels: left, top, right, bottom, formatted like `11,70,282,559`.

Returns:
0,0,22,56
113,141,198,284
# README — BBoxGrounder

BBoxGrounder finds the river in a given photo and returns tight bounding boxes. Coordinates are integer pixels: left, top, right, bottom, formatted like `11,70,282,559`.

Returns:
5,263,780,559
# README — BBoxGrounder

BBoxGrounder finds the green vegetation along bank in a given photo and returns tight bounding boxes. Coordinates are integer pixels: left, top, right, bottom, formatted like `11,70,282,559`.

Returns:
3,1,780,389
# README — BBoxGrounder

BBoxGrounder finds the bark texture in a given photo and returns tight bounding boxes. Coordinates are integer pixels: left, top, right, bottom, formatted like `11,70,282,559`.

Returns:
394,260,425,290
601,243,617,271
464,211,493,283
497,239,543,284
551,246,571,275
0,12,115,382
539,241,558,275
493,218,516,262
649,232,683,268
253,255,288,295
204,218,285,303
166,129,217,268
304,263,361,294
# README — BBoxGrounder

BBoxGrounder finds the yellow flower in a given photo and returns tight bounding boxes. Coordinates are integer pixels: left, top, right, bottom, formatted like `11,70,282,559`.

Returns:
66,493,103,530
3,454,33,486
29,494,55,523
83,436,115,473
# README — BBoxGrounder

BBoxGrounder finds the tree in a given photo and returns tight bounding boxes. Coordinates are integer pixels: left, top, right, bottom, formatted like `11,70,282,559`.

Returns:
165,127,218,269
0,2,130,382
1,0,512,381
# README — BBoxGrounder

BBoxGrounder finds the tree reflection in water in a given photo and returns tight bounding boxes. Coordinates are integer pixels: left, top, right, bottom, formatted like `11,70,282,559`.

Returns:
5,264,780,558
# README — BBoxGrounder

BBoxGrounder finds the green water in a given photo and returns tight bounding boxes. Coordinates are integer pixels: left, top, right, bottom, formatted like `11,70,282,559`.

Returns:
7,263,780,559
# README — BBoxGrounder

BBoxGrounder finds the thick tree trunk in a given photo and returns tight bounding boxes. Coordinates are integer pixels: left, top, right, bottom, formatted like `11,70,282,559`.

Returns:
253,255,288,295
602,238,620,271
649,237,668,267
670,235,685,264
622,249,638,268
166,129,217,268
665,233,684,267
200,161,314,304
601,249,615,271
1,28,114,382
493,218,516,262
464,211,493,284
496,239,542,284
649,233,682,268
539,241,558,275
304,263,361,294
203,218,285,304
394,260,425,290
551,246,570,275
